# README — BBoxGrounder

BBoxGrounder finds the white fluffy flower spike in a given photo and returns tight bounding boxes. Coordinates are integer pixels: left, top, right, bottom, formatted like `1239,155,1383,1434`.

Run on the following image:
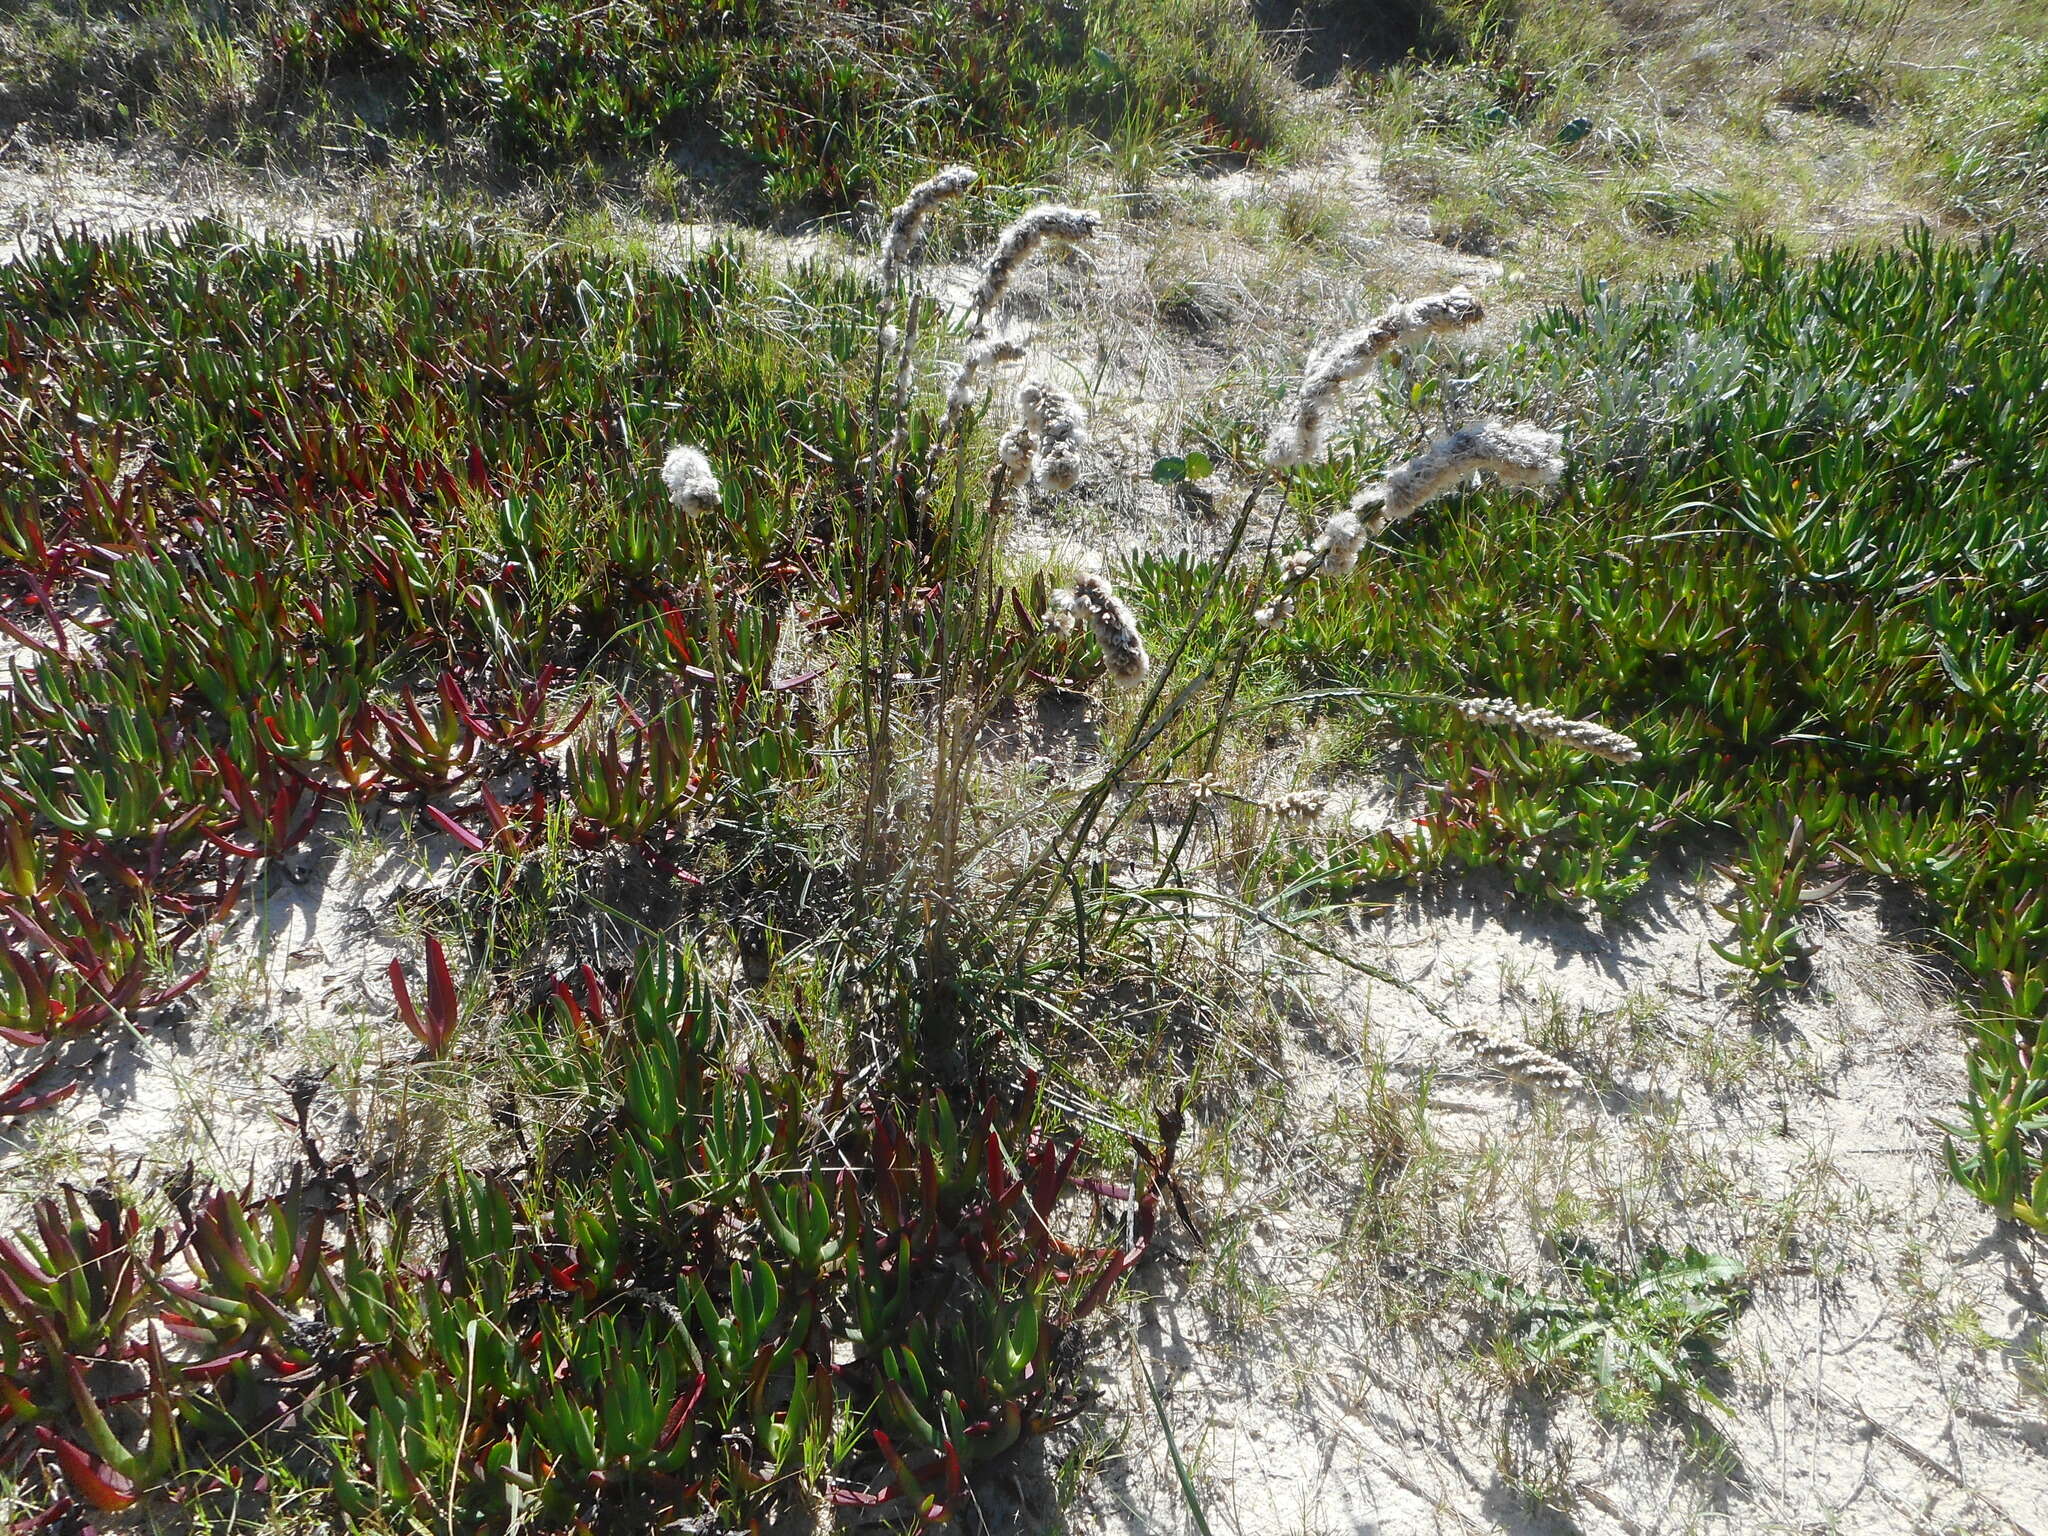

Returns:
877,165,977,285
969,205,1101,335
1266,286,1486,469
1454,697,1641,764
1054,572,1150,685
1018,379,1089,493
1352,418,1564,532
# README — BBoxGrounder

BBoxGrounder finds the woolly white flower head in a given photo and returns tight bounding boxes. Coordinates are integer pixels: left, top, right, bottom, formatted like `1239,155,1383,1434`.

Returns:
661,445,721,513
998,424,1037,483
1454,696,1640,764
1353,418,1564,532
941,337,1028,433
1269,789,1329,820
1061,572,1150,685
877,164,977,285
1315,509,1368,578
1265,286,1486,469
970,205,1101,334
1019,378,1089,493
1255,594,1295,630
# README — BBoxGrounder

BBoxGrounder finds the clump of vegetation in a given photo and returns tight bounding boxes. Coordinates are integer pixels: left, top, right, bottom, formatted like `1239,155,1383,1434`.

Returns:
0,948,1179,1525
1471,1240,1748,1422
0,209,1173,1521
1914,37,2048,251
1774,0,1911,120
0,0,1292,211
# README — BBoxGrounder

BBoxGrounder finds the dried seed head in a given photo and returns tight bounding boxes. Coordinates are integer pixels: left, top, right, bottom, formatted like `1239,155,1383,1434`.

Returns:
998,424,1038,483
1450,1026,1583,1091
1043,587,1082,633
970,204,1101,334
1454,696,1641,764
1269,789,1328,820
1316,509,1368,578
1255,594,1295,630
1355,418,1565,532
1065,572,1150,685
1282,548,1320,581
1019,378,1089,493
941,337,1028,432
877,164,978,285
660,445,722,512
1266,286,1486,469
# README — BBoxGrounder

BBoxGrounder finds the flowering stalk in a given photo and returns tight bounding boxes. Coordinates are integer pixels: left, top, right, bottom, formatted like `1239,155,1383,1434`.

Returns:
1454,696,1642,763
1049,573,1150,685
968,205,1101,337
941,338,1027,435
1266,286,1486,469
1017,379,1089,493
877,164,977,287
1352,418,1563,533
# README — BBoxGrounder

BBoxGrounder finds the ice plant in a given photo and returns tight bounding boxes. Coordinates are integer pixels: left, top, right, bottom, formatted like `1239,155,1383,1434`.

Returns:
1354,419,1564,533
1018,379,1089,493
968,205,1101,336
1266,286,1486,468
1051,573,1150,685
390,934,461,1058
660,445,722,513
877,164,977,285
1455,697,1642,764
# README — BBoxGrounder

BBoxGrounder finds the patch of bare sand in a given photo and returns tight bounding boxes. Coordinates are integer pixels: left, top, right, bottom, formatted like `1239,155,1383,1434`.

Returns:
1070,869,2047,1535
0,819,457,1220
0,139,356,258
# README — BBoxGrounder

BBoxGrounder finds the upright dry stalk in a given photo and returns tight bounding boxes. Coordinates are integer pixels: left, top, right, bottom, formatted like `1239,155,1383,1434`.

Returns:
1353,418,1564,532
877,164,978,286
1265,286,1486,469
1454,696,1641,763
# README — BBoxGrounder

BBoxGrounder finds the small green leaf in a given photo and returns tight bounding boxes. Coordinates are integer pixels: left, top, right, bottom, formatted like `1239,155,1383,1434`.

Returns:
1183,450,1212,479
1150,456,1187,484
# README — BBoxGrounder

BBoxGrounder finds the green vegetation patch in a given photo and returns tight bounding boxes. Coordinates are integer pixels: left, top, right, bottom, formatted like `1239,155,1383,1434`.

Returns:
1915,38,2048,251
0,0,1288,211
0,215,1173,1523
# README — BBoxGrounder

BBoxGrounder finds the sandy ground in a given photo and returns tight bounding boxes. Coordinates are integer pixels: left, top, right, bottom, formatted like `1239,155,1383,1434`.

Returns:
1071,871,2048,1536
0,815,456,1223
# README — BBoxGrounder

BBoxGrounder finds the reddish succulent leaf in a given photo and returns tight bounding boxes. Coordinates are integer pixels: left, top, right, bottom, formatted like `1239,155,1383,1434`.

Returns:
424,805,486,851
37,1430,137,1512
